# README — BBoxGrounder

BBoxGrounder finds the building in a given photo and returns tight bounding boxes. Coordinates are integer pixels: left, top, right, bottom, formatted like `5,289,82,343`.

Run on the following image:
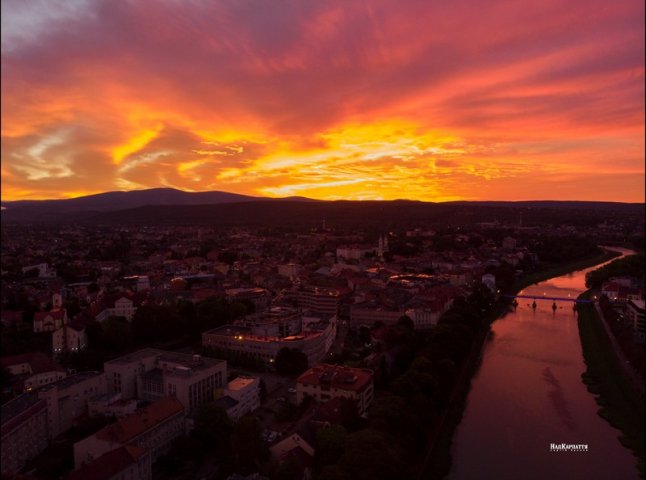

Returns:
1,393,48,474
73,396,185,469
626,299,645,343
336,245,373,262
104,349,226,412
277,263,303,280
1,352,67,392
350,304,402,327
481,274,496,293
95,296,137,322
297,286,342,316
33,309,68,333
52,324,88,355
224,376,260,420
37,371,106,439
66,445,151,480
225,288,271,313
89,393,138,419
238,306,302,337
202,316,336,368
296,364,374,415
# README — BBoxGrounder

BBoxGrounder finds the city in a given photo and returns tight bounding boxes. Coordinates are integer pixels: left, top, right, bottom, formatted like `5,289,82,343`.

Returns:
1,1,644,479
0,201,644,479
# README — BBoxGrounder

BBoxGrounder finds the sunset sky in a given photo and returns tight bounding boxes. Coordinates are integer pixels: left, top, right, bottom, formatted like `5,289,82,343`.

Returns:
1,0,644,202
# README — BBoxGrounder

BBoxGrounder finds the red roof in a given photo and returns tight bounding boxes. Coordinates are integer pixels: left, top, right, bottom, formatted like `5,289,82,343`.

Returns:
297,364,373,393
96,397,184,444
66,445,147,480
34,309,66,322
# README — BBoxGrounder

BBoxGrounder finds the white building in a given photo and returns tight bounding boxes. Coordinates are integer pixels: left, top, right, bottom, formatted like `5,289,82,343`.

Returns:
53,324,88,355
202,316,336,368
104,349,227,412
37,372,107,438
96,296,137,322
225,376,260,419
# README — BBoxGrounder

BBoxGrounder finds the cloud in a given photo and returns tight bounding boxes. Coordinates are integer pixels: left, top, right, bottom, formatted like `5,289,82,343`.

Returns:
1,0,644,201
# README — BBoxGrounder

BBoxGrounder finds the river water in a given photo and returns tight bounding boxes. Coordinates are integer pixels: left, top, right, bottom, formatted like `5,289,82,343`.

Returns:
448,248,639,480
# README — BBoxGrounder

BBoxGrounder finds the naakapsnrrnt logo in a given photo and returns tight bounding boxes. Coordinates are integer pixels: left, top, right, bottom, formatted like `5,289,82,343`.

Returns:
549,443,589,452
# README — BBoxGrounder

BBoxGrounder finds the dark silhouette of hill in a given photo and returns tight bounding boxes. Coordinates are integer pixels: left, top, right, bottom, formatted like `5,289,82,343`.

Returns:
0,188,316,223
1,188,642,227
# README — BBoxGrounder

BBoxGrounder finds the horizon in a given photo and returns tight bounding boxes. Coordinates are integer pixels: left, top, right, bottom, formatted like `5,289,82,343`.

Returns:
1,1,645,203
1,186,644,205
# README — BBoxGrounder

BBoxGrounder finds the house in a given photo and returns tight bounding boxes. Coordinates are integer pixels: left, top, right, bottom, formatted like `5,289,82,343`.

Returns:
95,295,137,322
296,364,374,415
1,352,67,392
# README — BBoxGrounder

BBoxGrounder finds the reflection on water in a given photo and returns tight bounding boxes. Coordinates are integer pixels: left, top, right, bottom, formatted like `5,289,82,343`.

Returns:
448,249,639,480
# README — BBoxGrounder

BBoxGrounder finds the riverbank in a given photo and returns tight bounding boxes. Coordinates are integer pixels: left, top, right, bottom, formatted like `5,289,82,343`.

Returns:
577,291,645,478
512,247,621,292
417,247,623,480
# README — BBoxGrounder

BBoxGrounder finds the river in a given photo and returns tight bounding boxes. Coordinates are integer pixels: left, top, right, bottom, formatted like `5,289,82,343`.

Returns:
448,248,639,480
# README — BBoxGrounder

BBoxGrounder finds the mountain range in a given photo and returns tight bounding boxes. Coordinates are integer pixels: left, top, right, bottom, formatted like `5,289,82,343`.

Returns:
1,188,643,226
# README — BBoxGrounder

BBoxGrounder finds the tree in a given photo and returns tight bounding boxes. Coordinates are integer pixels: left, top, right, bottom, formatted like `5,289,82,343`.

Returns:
275,347,309,376
397,315,414,331
192,403,233,457
338,428,407,480
315,425,347,467
101,316,132,351
230,415,269,474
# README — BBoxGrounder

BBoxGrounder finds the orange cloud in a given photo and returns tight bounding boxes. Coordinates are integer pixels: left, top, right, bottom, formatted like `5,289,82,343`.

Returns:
1,0,643,202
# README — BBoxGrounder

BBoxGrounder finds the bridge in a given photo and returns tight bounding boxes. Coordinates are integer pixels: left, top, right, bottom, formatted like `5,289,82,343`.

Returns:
502,294,592,304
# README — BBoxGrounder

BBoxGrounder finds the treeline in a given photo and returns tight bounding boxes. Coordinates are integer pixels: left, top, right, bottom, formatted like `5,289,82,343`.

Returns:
585,254,645,289
314,284,496,480
58,295,255,372
534,234,599,264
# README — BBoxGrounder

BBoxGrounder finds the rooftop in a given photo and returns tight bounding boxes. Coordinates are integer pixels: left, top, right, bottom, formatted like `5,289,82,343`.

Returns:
65,445,147,480
297,364,373,393
103,348,164,365
38,371,103,392
1,392,45,427
1,352,66,374
96,396,184,444
105,348,224,371
227,376,258,392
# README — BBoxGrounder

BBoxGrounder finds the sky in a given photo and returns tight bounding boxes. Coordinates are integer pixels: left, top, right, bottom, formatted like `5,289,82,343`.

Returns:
1,0,644,202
